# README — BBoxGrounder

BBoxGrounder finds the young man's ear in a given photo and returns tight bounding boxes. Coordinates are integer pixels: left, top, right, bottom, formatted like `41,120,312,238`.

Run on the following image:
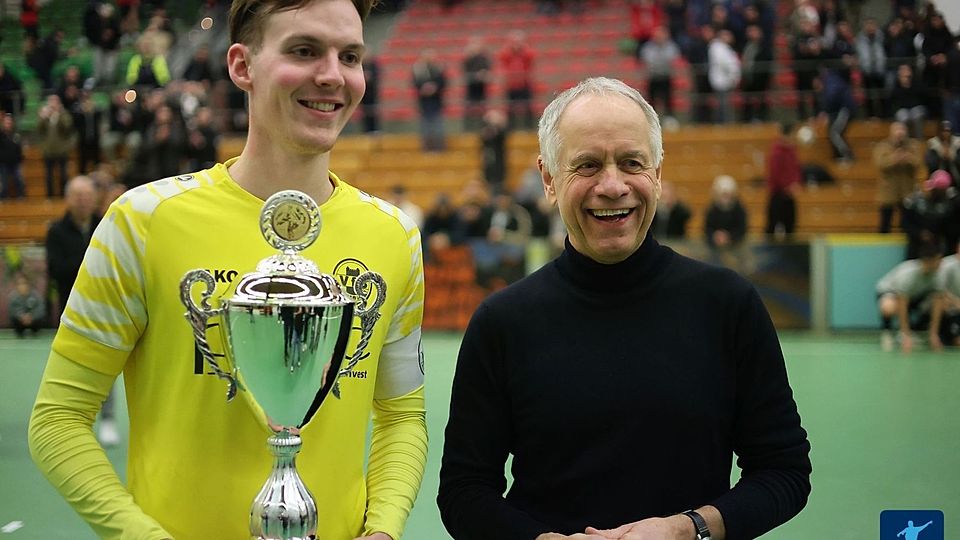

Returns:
538,156,557,205
226,43,253,92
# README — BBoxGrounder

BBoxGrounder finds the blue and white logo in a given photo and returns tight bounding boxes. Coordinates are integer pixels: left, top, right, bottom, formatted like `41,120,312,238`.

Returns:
880,510,944,540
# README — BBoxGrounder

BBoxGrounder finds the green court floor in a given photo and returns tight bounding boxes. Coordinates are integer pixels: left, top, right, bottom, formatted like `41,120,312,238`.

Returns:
1,331,957,539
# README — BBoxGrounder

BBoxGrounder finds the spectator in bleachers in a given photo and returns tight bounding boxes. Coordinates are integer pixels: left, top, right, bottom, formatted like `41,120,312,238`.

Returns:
133,104,185,184
412,49,447,152
45,175,100,305
84,1,103,47
91,3,122,85
651,180,692,238
126,34,171,88
0,64,25,117
514,158,556,238
481,190,531,286
57,65,84,112
640,26,680,120
705,175,748,260
817,65,856,162
102,89,143,163
874,120,923,233
185,106,219,171
8,273,46,337
480,109,508,188
902,169,959,258
37,94,75,198
945,39,960,133
628,0,664,56
792,22,825,120
385,184,425,229
788,0,819,36
742,2,776,50
766,123,802,238
182,46,217,87
709,3,734,40
876,237,944,352
83,0,121,85
0,114,26,199
890,63,927,138
20,0,40,40
142,8,175,55
686,24,714,123
423,193,462,260
664,0,690,51
740,24,772,123
919,12,953,119
925,120,960,184
856,17,887,118
118,0,141,37
25,31,64,92
462,37,492,132
817,0,845,49
165,80,207,123
72,89,105,175
708,29,740,123
830,20,858,85
498,31,535,131
884,17,917,68
360,55,380,133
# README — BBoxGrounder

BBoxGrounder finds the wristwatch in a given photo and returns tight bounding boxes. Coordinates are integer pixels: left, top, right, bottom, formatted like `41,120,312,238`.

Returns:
682,510,712,540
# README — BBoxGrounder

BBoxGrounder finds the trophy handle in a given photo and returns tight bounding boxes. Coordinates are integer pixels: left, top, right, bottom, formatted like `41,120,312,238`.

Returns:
332,271,386,399
180,269,241,401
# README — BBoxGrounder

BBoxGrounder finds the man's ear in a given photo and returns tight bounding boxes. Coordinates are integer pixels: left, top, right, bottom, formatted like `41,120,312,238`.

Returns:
226,43,253,92
654,164,663,200
539,156,557,205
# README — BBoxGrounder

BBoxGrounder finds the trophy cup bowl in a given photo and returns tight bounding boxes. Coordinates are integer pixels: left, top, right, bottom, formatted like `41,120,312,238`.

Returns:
180,191,385,540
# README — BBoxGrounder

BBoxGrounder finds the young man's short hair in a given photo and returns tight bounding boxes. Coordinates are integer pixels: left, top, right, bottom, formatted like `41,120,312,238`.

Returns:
229,0,378,47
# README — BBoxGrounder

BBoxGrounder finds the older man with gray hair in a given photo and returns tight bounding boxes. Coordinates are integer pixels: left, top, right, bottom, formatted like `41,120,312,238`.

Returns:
438,77,811,540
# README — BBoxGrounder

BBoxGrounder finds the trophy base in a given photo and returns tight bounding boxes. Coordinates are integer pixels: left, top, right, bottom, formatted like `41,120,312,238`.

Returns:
249,432,318,540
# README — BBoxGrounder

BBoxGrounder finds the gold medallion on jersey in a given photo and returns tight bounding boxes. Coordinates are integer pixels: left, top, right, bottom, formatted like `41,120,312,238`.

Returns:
260,190,322,252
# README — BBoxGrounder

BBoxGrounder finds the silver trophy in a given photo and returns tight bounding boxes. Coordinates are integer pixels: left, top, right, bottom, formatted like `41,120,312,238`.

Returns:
179,190,385,540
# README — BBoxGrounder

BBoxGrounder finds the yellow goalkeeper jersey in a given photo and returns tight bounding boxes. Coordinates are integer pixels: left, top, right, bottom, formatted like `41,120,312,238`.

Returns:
51,160,426,539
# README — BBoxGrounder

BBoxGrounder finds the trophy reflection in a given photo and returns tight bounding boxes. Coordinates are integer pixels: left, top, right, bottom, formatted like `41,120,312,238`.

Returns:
180,190,385,540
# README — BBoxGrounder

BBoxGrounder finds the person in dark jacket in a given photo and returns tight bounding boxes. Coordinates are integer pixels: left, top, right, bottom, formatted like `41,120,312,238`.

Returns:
412,49,446,151
650,180,691,238
45,175,101,303
0,113,26,199
0,63,25,117
439,77,810,540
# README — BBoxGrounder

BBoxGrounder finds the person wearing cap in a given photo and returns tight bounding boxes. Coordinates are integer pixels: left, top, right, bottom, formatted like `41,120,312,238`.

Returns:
438,77,810,540
876,237,946,352
902,169,959,259
925,121,960,187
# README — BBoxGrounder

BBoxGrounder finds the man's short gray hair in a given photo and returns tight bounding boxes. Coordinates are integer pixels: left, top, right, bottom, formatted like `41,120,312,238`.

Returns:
537,77,663,176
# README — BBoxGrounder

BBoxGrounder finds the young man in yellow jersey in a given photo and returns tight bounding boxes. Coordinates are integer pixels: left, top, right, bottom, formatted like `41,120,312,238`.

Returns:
28,1,427,539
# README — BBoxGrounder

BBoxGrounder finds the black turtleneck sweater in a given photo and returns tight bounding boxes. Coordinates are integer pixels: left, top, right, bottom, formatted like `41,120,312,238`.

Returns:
438,238,811,540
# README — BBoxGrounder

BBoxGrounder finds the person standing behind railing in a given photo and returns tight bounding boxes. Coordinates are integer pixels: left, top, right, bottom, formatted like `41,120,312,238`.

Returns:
0,113,25,200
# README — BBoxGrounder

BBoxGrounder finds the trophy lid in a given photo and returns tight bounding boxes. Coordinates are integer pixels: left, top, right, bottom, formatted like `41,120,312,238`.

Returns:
229,190,351,308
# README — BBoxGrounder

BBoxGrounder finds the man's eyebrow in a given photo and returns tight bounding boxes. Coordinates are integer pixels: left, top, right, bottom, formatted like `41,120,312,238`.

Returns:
281,34,366,54
617,150,650,160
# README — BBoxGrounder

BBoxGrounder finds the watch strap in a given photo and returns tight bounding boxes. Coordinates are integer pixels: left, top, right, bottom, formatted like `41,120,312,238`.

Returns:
682,510,712,540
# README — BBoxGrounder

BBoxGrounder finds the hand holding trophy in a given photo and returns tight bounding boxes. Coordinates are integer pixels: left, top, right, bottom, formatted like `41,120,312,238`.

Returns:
180,190,385,540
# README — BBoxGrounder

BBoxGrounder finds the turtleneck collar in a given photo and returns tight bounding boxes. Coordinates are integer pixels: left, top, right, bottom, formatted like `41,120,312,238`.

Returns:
554,235,672,293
